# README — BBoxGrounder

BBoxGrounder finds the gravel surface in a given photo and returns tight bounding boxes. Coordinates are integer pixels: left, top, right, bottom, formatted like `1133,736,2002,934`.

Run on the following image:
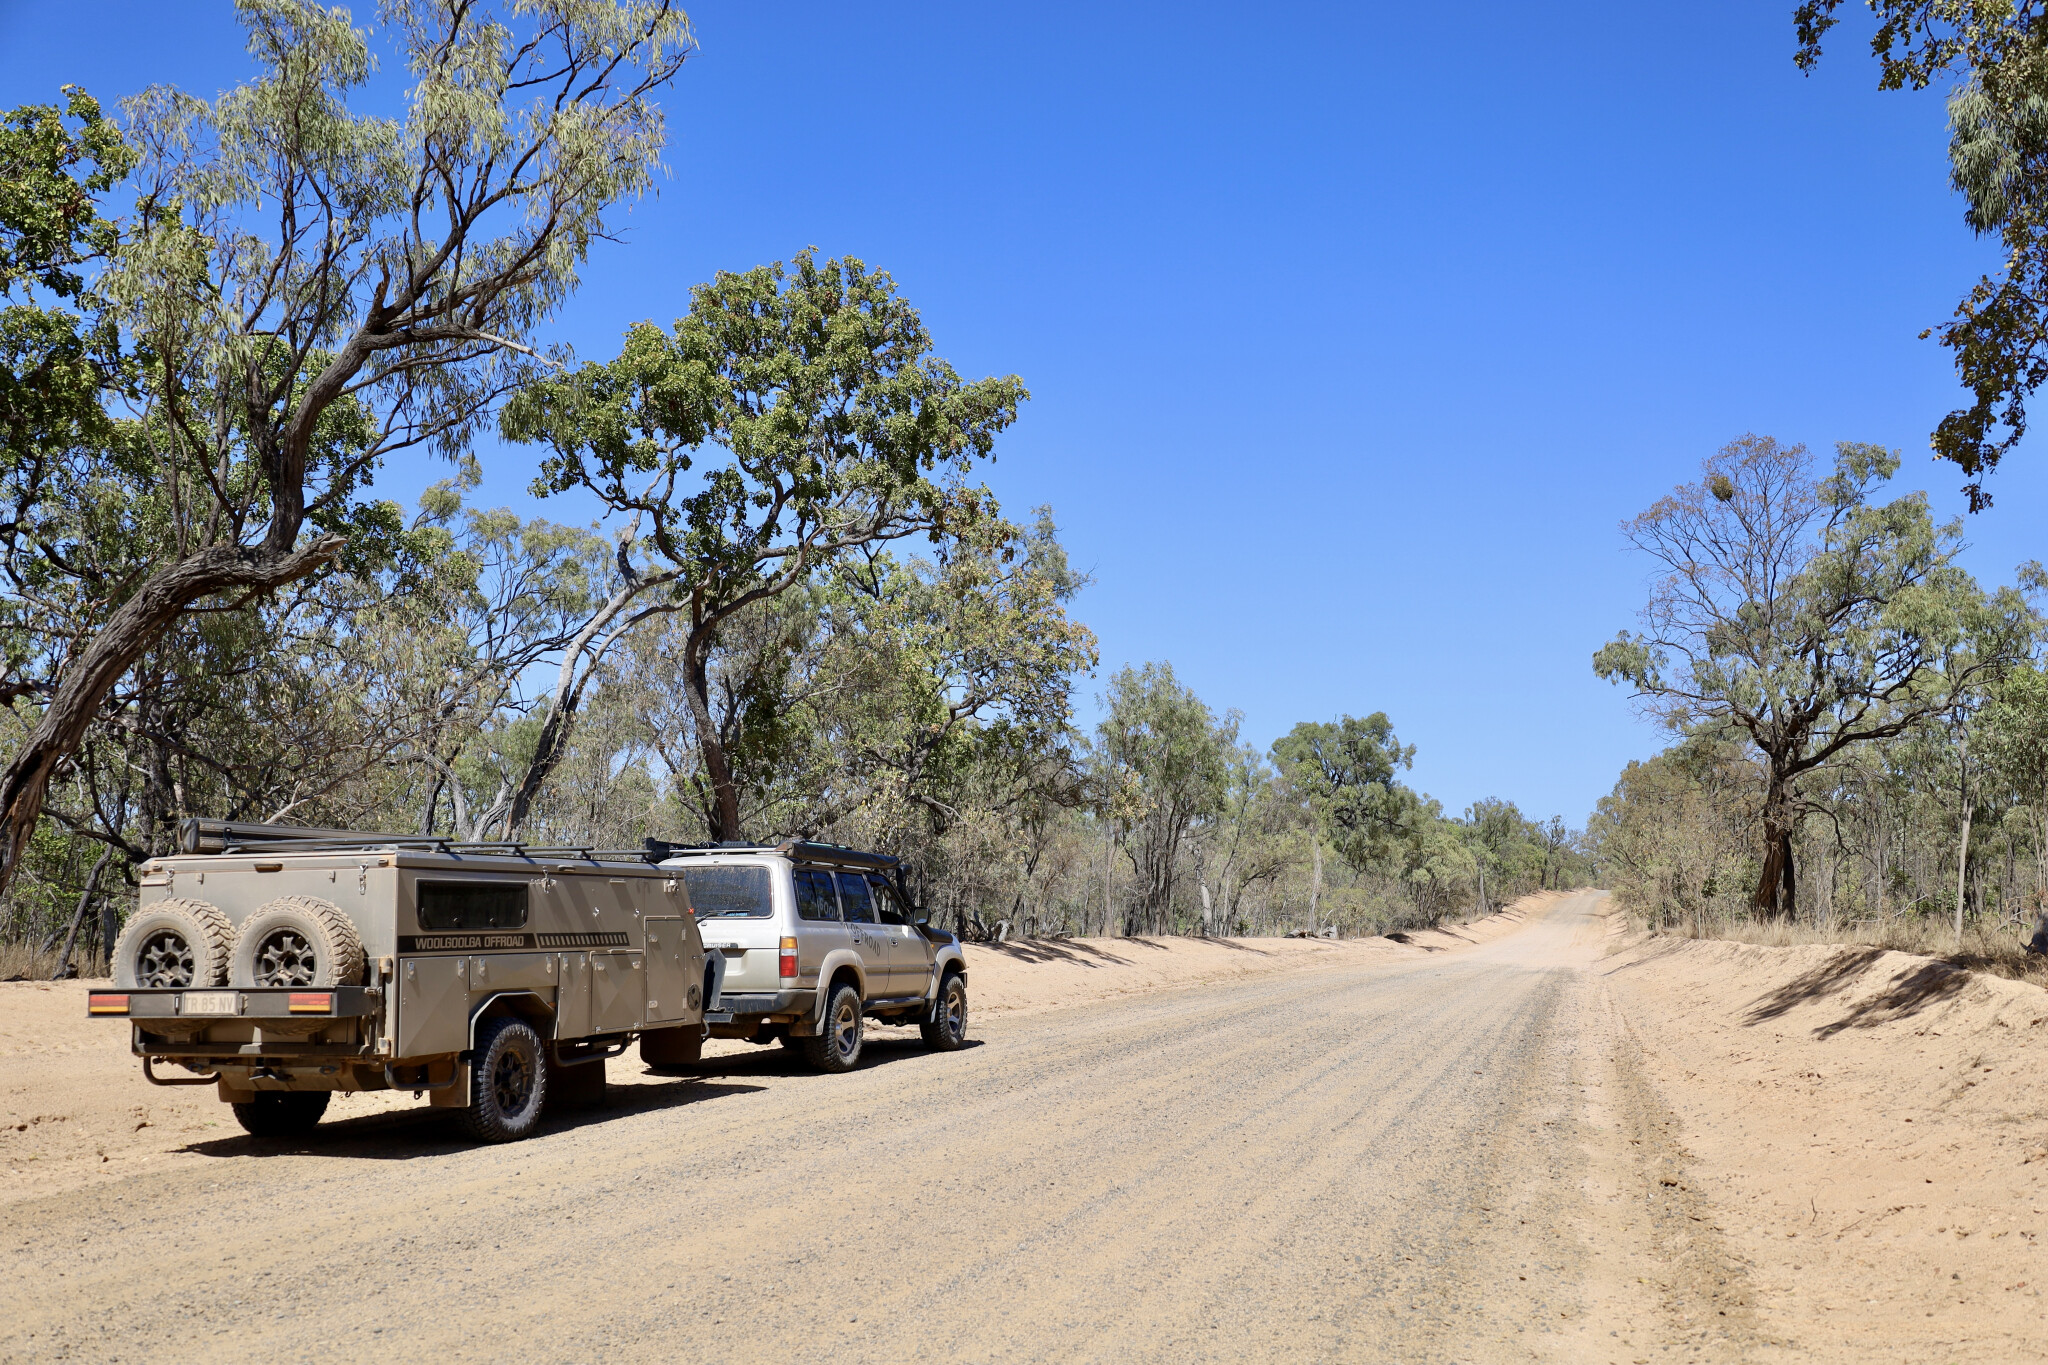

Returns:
2,891,1759,1363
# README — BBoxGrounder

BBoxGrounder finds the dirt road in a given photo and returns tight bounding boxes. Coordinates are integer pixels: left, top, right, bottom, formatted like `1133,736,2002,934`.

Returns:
4,890,1757,1364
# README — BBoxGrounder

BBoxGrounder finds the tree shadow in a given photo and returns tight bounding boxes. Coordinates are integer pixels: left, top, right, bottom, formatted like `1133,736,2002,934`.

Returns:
1809,961,1971,1039
1743,948,1889,1024
1740,948,1971,1038
977,938,1136,967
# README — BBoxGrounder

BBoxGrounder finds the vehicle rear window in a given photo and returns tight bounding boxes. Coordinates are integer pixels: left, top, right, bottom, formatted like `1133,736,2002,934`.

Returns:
794,868,840,921
416,881,528,931
683,865,773,919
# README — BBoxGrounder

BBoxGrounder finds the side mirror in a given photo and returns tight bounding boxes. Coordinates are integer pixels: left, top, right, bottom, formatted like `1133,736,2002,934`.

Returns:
911,906,930,926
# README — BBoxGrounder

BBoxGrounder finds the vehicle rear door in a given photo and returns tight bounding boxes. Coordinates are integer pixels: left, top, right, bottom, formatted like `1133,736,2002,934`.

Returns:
833,872,896,996
792,867,855,995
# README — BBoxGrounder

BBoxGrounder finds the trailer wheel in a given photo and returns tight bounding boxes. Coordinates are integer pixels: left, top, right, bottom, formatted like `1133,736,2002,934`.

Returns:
231,1091,330,1139
232,897,365,988
459,1016,547,1143
920,971,968,1051
800,983,865,1073
113,900,234,989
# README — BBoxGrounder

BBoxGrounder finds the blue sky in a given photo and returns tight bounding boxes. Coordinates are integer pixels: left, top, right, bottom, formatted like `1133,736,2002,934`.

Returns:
3,0,2042,828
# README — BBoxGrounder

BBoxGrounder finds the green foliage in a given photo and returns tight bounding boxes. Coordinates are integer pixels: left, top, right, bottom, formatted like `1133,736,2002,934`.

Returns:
1096,662,1232,934
1595,433,2037,912
1794,0,2048,504
1271,713,1414,875
502,249,1029,837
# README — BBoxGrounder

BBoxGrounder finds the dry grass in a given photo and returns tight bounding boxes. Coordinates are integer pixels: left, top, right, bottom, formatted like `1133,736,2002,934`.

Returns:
0,939,104,982
1642,909,2048,988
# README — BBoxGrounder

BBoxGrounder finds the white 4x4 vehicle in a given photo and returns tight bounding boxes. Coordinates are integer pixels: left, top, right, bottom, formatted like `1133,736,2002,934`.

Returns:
643,840,968,1073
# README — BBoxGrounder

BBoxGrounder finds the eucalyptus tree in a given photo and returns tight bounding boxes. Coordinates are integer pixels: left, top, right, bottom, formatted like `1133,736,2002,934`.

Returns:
1796,0,2048,506
1594,435,2037,916
1095,662,1232,935
1270,713,1416,876
501,251,1027,840
0,0,696,896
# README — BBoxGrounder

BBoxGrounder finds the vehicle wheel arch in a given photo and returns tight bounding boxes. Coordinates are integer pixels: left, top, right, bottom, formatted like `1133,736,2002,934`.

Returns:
810,951,866,1010
468,990,557,1051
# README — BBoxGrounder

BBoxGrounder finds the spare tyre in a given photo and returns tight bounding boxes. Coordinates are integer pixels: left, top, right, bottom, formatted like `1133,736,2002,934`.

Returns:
113,899,234,989
232,897,366,988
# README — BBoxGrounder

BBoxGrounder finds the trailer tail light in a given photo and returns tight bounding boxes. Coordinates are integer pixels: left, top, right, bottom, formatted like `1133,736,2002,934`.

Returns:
288,992,334,1014
87,993,129,1015
779,936,798,979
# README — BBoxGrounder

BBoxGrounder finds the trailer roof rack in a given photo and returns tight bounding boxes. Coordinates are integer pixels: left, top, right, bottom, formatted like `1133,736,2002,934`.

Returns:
183,820,666,865
178,821,904,872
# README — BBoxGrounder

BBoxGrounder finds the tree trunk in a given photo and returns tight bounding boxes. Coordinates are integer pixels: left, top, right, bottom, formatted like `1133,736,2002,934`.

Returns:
681,622,744,841
0,538,342,902
1955,734,1973,950
1309,840,1323,933
52,846,114,980
505,574,675,837
1751,779,1798,919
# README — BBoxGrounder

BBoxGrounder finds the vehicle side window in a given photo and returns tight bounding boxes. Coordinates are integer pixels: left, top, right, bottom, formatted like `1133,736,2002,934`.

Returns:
794,868,841,921
836,872,876,923
867,876,909,925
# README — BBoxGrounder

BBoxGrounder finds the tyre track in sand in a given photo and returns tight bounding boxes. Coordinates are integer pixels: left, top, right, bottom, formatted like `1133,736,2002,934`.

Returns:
0,891,1753,1363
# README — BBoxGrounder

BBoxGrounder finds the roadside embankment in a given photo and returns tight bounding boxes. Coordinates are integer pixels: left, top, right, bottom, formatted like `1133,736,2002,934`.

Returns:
1601,925,2048,1362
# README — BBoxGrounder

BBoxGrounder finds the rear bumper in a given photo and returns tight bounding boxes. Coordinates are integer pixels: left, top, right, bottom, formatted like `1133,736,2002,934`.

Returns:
716,989,814,1017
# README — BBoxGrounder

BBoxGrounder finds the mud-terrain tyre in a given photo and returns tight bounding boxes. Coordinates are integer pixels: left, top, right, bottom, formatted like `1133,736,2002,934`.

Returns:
921,971,968,1051
460,1016,547,1143
112,899,234,989
231,897,365,988
801,983,865,1073
231,1091,330,1138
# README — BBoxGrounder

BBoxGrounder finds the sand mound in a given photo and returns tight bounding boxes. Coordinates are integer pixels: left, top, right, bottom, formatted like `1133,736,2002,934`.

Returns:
1602,926,2048,1361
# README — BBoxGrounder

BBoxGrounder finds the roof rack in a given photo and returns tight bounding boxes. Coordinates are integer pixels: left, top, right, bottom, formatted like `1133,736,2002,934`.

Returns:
643,837,901,871
180,820,668,865
180,821,905,872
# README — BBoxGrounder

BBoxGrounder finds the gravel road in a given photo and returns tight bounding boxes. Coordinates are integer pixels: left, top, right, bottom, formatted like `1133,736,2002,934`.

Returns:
2,891,1754,1363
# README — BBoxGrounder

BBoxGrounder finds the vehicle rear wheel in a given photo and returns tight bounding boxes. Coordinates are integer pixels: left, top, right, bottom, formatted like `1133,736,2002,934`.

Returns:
459,1016,547,1143
231,1091,330,1138
113,900,234,989
800,983,864,1073
921,971,968,1051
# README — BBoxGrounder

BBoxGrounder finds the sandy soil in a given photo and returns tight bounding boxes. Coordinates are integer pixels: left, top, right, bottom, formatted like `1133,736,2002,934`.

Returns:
0,890,2038,1361
1600,926,2048,1362
0,898,1558,1205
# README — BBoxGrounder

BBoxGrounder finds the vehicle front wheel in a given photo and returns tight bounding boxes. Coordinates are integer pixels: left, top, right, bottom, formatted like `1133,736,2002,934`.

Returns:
921,972,968,1051
460,1016,547,1143
800,983,864,1073
231,1091,330,1139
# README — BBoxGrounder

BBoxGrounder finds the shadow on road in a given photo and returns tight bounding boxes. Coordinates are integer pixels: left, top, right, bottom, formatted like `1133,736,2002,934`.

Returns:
176,1076,768,1161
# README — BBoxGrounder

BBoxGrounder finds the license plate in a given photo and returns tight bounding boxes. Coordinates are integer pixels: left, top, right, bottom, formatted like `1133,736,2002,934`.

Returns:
181,991,239,1016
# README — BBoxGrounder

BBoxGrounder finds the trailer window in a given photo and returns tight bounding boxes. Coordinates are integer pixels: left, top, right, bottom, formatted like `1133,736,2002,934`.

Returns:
416,881,528,931
683,865,774,919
